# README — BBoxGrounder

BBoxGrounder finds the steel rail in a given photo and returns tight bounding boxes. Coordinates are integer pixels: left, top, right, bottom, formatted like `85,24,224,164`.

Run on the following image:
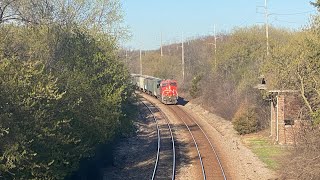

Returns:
169,106,206,180
150,101,176,180
139,98,175,180
178,106,227,180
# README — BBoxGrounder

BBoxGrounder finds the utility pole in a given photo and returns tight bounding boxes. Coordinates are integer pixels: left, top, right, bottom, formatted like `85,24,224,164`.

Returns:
160,32,163,57
139,48,142,75
181,33,185,82
208,25,218,68
125,49,128,64
265,0,269,56
214,24,217,68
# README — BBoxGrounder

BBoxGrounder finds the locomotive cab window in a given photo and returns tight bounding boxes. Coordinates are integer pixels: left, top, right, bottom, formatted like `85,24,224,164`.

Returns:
170,82,177,86
161,83,168,87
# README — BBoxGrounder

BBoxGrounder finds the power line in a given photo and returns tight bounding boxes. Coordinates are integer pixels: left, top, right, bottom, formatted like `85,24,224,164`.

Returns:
271,10,316,16
273,19,297,24
271,17,298,24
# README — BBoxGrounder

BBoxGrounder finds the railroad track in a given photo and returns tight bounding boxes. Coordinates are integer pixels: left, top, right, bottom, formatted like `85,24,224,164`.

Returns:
139,97,176,180
168,105,227,180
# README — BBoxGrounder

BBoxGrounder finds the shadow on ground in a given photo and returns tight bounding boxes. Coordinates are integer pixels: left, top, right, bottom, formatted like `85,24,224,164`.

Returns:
68,100,193,180
177,96,189,106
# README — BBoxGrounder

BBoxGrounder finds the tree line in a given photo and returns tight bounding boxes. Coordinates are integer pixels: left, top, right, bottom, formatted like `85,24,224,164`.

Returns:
124,2,320,178
0,0,134,179
125,5,320,129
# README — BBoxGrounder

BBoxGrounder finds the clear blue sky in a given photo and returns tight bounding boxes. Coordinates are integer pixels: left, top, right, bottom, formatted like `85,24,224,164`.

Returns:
121,0,317,50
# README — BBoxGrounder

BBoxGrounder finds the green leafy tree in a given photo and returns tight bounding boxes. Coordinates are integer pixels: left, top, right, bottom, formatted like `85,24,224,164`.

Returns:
0,0,132,179
0,58,68,179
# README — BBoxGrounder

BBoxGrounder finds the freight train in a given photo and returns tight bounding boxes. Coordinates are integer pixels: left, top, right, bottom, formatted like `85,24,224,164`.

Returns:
131,74,178,105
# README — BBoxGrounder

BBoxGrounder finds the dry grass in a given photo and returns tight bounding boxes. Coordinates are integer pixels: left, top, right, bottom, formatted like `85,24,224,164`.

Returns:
280,125,320,179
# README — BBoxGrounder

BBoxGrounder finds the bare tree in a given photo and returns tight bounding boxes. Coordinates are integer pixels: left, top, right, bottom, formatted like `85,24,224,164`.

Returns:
0,0,127,39
0,0,54,24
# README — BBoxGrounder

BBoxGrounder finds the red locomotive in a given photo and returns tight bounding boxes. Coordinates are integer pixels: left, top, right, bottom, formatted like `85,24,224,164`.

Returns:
159,79,178,104
131,74,178,105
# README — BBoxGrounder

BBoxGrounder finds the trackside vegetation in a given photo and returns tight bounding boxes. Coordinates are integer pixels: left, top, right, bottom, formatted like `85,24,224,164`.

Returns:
124,2,320,178
0,0,134,179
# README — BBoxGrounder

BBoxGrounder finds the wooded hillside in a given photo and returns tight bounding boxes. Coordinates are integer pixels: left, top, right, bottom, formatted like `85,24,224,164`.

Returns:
0,0,134,179
125,19,320,129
